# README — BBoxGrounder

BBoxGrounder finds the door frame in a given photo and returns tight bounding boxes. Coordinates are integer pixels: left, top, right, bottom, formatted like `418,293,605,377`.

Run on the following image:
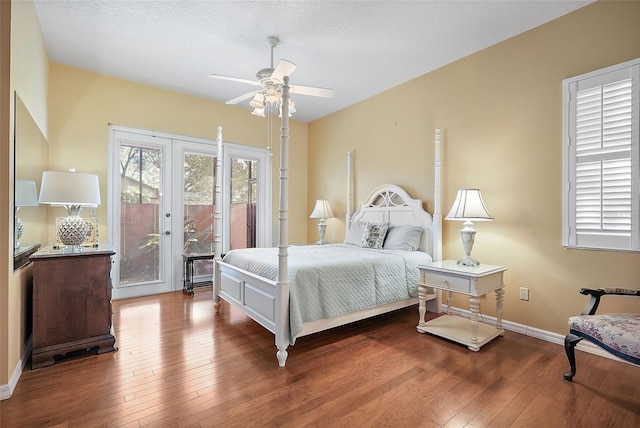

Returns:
108,125,271,300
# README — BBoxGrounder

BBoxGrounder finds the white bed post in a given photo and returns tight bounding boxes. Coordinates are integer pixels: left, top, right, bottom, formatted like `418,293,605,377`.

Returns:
213,126,223,311
346,151,354,233
275,76,291,366
430,128,443,313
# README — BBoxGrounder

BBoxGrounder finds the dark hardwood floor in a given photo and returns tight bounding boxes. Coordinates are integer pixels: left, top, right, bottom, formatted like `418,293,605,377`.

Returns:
1,286,638,427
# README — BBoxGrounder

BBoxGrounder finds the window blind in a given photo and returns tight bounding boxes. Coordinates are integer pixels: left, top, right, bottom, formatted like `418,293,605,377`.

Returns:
563,58,639,251
575,78,632,236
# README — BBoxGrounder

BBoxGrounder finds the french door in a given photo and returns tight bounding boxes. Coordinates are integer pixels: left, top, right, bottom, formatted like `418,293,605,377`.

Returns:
109,126,270,299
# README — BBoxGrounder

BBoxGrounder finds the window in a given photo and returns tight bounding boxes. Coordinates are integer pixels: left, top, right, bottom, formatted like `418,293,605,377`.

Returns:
563,58,640,251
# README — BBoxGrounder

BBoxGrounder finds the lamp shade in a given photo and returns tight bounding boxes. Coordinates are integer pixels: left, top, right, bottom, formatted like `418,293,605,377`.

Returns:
445,188,493,221
15,180,38,207
309,199,334,219
39,171,101,207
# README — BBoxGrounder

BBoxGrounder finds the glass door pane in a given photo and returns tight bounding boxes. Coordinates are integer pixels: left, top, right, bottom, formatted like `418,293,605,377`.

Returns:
183,152,215,279
119,145,163,285
230,158,258,250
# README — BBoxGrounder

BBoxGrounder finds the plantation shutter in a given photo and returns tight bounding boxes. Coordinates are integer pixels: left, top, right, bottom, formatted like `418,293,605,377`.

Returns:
564,62,640,251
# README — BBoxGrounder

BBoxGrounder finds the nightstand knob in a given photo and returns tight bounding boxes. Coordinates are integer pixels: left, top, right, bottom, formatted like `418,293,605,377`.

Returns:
442,280,448,284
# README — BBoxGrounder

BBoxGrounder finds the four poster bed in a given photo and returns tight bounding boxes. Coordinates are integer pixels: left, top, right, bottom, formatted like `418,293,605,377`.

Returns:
212,77,443,366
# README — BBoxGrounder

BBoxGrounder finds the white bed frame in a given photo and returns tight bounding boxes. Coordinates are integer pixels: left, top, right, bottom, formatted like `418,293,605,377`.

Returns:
213,78,443,366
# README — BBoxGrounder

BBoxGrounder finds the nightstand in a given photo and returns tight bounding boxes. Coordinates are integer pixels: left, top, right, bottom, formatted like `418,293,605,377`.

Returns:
417,260,506,351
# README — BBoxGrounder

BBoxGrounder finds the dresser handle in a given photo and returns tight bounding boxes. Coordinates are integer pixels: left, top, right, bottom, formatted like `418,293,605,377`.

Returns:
442,280,448,284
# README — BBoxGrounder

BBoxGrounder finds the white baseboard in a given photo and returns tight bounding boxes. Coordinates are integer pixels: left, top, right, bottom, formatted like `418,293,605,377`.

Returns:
443,305,627,363
0,335,32,401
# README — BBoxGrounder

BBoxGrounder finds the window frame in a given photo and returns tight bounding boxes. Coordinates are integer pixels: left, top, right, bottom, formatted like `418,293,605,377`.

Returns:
562,58,640,252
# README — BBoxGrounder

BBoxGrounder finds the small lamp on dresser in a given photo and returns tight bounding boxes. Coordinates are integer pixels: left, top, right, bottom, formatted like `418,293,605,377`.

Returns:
445,187,493,266
309,199,334,245
39,169,101,251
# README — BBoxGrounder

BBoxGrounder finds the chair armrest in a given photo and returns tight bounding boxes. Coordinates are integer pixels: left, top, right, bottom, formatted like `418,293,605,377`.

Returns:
578,288,640,315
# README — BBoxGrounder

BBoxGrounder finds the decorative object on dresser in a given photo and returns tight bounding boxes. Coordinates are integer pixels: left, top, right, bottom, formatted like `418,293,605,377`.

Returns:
38,169,101,251
30,242,117,369
445,187,493,266
14,179,38,248
417,261,506,351
563,287,640,381
309,198,335,245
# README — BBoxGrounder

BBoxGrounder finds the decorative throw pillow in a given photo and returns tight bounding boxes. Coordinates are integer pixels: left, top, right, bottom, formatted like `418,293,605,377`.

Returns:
359,222,389,249
344,222,366,245
383,226,423,251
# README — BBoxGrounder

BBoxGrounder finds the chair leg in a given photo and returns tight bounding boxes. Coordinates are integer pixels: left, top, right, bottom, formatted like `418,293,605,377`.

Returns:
564,333,582,381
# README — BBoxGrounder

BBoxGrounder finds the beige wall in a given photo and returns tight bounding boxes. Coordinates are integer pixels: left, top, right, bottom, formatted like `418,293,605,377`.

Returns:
1,0,49,389
48,63,309,246
308,0,640,336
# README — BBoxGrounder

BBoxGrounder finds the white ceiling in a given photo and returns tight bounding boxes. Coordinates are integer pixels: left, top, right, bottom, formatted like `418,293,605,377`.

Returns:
34,0,593,123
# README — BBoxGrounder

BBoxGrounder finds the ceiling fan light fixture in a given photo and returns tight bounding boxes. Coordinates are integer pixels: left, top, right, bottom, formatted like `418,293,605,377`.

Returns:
251,107,265,117
249,93,265,109
265,90,279,104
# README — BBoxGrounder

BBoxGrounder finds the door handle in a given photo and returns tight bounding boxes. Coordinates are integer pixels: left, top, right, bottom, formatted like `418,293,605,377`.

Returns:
164,231,171,236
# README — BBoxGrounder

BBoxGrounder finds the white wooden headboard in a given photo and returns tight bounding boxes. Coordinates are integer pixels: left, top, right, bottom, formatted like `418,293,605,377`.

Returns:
349,184,434,255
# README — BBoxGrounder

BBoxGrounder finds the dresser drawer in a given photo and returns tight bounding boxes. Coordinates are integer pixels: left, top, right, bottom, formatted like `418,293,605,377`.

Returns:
423,271,471,293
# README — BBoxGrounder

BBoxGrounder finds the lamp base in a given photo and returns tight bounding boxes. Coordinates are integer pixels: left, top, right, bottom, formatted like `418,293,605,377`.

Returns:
58,215,89,248
15,217,23,249
316,221,327,245
458,223,480,266
456,255,480,266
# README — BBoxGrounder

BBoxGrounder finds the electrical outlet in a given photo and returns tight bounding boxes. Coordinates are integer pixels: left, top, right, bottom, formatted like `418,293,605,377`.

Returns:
520,287,529,301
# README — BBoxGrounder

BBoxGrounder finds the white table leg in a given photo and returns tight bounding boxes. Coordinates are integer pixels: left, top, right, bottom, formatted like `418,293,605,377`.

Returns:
495,287,505,335
446,290,453,315
468,295,480,351
417,284,427,332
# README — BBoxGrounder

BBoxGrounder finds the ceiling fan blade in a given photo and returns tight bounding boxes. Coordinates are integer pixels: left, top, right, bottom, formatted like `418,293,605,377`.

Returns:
226,90,260,105
208,74,260,86
289,84,334,98
271,59,297,83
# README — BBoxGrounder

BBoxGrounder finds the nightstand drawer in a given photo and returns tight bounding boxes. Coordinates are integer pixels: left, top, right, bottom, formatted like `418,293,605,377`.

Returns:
423,271,471,293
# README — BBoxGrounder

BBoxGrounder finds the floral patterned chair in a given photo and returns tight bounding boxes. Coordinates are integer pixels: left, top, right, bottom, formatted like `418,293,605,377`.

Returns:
563,288,640,381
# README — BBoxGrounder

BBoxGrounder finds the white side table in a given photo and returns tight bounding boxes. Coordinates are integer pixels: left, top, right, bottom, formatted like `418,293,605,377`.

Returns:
417,260,506,351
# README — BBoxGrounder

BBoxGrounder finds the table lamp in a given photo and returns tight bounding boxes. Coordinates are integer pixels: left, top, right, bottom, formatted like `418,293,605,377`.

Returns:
39,170,101,251
309,199,334,245
15,179,39,248
445,188,493,266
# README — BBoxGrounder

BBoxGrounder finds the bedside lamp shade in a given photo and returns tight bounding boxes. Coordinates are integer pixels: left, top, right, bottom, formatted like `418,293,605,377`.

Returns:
14,180,39,248
446,188,493,266
310,199,334,245
39,170,101,249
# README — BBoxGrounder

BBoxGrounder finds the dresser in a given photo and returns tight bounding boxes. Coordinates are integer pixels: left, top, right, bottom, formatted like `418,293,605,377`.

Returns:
417,261,506,351
30,242,117,369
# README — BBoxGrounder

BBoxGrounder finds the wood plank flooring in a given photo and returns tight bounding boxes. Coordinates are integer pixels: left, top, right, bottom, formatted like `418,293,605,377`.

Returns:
1,286,638,427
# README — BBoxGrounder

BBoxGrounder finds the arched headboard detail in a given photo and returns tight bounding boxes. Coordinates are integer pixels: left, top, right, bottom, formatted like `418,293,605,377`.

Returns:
350,184,434,255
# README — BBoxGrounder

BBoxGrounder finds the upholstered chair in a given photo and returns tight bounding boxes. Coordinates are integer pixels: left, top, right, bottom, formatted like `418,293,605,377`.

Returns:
563,288,640,381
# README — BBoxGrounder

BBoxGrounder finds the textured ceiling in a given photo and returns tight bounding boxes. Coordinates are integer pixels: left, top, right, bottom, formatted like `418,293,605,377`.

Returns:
34,0,593,123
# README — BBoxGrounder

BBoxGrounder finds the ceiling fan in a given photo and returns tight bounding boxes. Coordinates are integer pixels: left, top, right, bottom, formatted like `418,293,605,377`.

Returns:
208,36,333,116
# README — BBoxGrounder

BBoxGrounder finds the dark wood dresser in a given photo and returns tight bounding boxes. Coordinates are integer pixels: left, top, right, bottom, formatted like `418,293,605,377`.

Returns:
30,242,117,369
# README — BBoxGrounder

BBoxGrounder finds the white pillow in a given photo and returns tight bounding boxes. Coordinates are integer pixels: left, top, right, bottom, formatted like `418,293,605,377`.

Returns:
359,222,389,249
344,222,366,245
383,225,423,251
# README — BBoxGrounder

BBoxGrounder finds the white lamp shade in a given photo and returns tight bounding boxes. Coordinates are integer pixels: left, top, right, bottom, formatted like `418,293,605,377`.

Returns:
15,180,38,207
445,188,493,221
309,199,334,219
39,171,101,207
